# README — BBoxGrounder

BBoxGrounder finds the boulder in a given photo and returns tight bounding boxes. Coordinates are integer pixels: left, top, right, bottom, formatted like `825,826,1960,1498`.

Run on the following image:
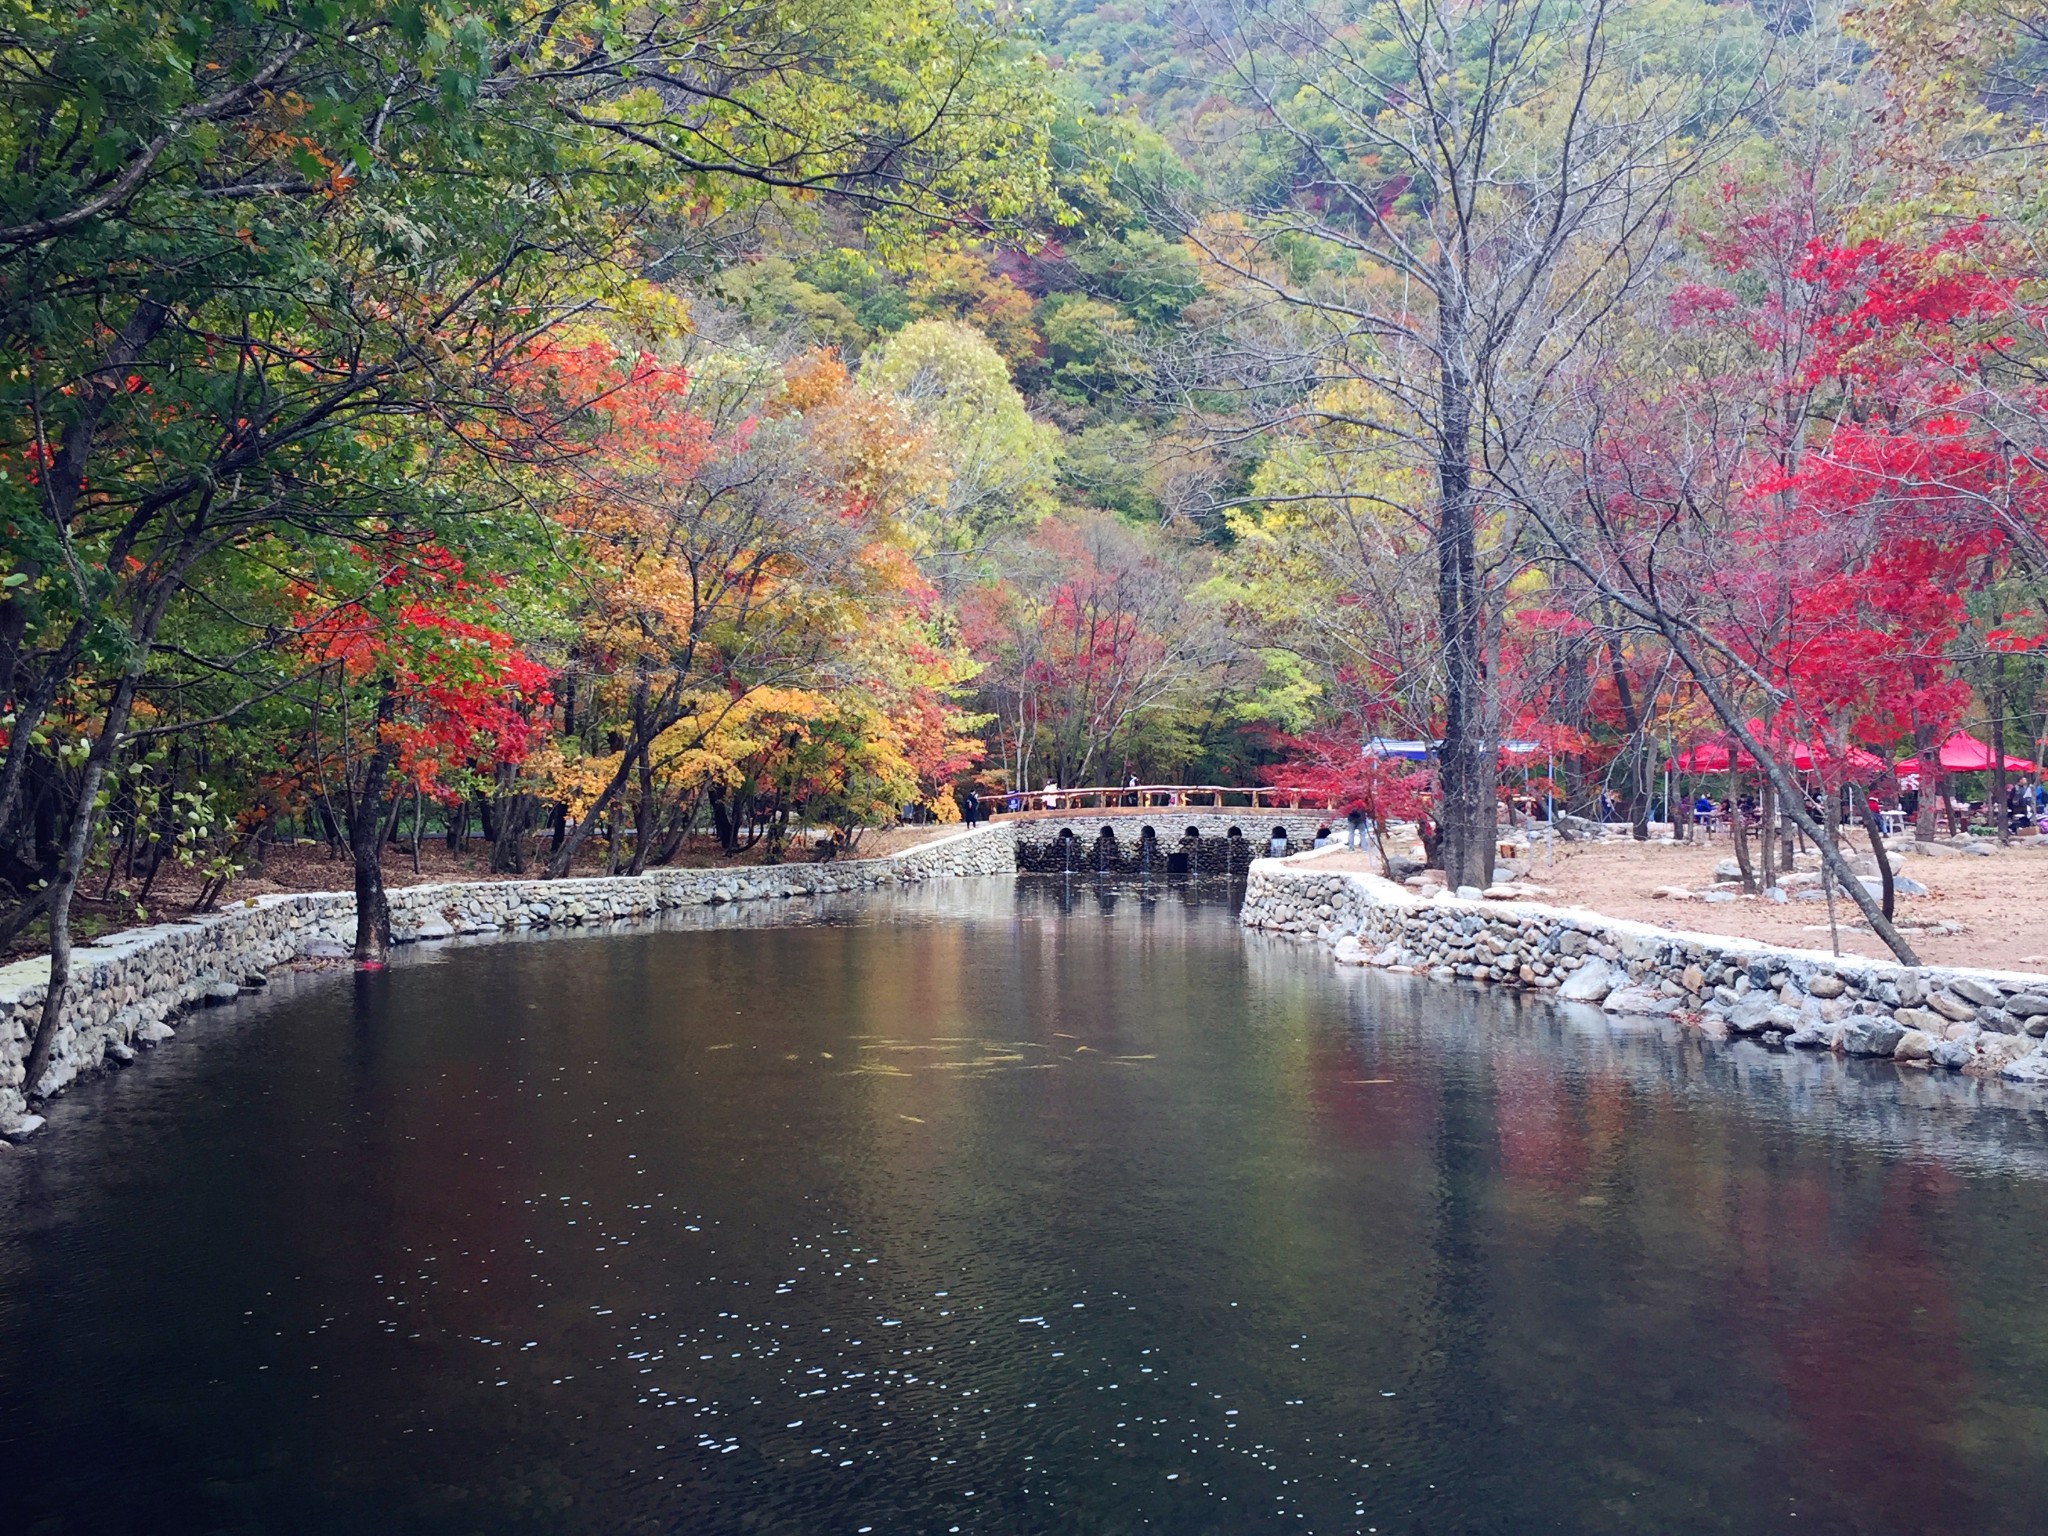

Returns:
1893,1029,1936,1062
1925,991,1979,1023
1893,1006,1947,1032
1727,994,1777,1034
1930,1039,1975,1070
1558,958,1616,1003
1844,1018,1907,1056
1893,875,1930,897
1949,976,2003,1007
1980,1034,2038,1071
1787,1021,1845,1050
1976,1007,2019,1035
1999,1050,2048,1084
1603,987,1680,1016
2004,992,2048,1018
1807,974,1847,1000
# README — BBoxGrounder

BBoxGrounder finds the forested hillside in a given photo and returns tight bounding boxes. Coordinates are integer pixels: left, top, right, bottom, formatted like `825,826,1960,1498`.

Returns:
4,0,2047,1060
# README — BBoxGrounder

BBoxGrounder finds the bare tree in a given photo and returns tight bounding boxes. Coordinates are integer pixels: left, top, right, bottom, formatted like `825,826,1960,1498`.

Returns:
1163,0,1770,887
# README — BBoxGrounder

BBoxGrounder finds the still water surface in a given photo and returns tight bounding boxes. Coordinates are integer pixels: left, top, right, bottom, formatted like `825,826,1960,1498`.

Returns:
6,879,2048,1535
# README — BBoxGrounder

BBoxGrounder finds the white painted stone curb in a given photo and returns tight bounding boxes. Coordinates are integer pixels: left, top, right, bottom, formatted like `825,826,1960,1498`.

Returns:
1241,858,2048,1088
0,823,1016,1138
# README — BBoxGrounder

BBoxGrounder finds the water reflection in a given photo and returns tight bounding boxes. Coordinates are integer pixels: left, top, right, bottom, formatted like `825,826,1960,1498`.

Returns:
2,879,2046,1535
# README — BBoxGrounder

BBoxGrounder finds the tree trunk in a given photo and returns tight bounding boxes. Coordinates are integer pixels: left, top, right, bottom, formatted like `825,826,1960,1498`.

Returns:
1656,631,1920,962
19,676,137,1099
19,491,194,1095
1857,796,1896,920
1602,622,1652,840
1433,290,1495,891
1758,778,1777,892
545,681,662,879
709,782,738,856
628,743,656,876
349,685,399,964
1913,719,1937,840
1991,664,2010,844
1730,783,1756,890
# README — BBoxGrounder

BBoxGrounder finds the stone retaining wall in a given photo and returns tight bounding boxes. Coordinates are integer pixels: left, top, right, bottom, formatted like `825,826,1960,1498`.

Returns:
1009,811,1334,876
1241,857,2048,1088
0,823,1016,1138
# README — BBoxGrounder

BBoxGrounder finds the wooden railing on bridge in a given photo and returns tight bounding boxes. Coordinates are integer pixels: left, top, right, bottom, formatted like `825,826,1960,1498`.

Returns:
982,785,1341,816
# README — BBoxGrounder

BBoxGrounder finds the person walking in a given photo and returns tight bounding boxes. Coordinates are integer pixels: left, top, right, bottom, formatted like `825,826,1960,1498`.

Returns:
1344,807,1366,849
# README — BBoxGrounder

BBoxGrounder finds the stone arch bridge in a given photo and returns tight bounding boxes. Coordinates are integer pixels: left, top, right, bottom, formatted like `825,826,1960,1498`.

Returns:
1002,809,1337,876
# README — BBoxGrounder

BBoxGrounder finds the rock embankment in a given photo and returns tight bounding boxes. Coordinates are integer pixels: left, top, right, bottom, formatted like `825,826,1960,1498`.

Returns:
1241,860,2048,1088
0,824,1016,1139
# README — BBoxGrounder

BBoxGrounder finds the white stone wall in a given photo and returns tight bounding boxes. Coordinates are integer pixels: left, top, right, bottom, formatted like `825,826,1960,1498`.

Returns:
1241,859,2048,1086
0,823,1015,1137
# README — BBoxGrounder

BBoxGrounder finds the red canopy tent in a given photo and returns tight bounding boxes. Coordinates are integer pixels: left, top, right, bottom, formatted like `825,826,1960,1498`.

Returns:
1895,732,2036,776
1667,722,1883,778
1668,739,1756,773
1787,741,1887,778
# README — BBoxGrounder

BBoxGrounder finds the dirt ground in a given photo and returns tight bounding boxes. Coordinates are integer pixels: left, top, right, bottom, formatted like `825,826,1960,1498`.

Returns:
1288,835,2048,970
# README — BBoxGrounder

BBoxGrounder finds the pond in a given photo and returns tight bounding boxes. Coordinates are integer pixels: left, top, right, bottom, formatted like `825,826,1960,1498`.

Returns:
5,877,2048,1534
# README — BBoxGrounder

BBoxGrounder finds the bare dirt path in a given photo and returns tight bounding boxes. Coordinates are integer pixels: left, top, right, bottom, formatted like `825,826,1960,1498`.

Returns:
1284,837,2048,971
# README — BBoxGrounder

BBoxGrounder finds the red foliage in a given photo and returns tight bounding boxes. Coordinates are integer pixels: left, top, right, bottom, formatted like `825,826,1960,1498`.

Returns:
296,543,552,798
1259,729,1433,824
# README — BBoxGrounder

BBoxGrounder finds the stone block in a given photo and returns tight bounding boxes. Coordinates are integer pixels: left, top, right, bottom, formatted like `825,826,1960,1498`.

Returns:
1727,995,1776,1034
1893,1029,1935,1062
1843,1019,1906,1057
1557,958,1615,1003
